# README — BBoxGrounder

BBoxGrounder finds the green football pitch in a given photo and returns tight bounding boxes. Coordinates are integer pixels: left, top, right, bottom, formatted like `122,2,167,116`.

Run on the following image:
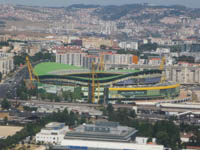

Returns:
34,62,83,76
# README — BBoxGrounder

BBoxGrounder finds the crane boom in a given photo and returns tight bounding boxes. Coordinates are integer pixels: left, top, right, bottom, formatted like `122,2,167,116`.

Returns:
25,56,39,89
97,53,105,72
160,57,166,83
91,61,96,104
160,57,166,71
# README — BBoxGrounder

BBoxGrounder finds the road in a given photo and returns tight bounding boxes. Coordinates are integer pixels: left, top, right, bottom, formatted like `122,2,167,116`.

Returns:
0,60,44,99
0,83,9,98
0,66,28,99
7,99,134,109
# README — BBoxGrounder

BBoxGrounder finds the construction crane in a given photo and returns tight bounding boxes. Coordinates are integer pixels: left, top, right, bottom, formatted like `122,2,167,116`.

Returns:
97,53,105,103
160,57,166,83
25,56,39,89
91,61,96,104
98,53,105,72
90,54,105,104
160,57,166,70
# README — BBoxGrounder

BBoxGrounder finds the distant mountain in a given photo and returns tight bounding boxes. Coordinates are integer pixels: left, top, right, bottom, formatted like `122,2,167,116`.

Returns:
1,4,200,23
68,4,100,9
89,4,199,21
93,4,145,20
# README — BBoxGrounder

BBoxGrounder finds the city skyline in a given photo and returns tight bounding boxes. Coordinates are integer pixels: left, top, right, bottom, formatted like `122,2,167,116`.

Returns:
0,0,200,8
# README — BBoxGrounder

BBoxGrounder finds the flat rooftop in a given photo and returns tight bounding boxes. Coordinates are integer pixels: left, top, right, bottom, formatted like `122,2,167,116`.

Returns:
57,139,164,150
65,121,137,142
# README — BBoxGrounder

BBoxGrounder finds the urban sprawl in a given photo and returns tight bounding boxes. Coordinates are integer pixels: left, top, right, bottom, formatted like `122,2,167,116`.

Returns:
0,3,200,150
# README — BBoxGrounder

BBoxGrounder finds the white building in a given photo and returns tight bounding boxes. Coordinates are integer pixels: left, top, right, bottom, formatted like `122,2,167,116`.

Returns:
148,58,161,66
36,122,69,144
53,121,164,150
135,137,149,144
119,41,138,50
156,48,170,54
56,52,86,67
104,54,133,65
0,52,14,76
58,139,164,150
136,137,157,145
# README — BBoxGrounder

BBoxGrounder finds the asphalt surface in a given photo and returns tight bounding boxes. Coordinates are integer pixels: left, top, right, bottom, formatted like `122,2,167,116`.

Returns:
0,60,44,99
0,83,9,98
0,66,28,99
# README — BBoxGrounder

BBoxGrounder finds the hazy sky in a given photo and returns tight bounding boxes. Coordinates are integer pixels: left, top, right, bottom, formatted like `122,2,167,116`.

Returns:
0,0,200,8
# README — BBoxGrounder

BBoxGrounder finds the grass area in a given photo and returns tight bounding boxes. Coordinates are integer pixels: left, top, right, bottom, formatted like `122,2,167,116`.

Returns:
34,62,83,76
34,62,140,76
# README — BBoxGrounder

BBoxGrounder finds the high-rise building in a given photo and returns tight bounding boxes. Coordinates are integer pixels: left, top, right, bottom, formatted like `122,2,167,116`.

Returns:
104,53,133,65
56,52,86,67
0,52,14,76
56,49,135,69
55,46,85,67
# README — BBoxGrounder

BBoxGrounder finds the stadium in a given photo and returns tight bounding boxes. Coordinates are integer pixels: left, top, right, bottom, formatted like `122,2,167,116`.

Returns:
33,62,180,103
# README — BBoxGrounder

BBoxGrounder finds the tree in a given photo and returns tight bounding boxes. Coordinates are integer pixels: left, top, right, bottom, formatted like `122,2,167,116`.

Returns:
54,95,61,102
13,53,28,66
170,45,182,53
188,130,200,146
139,43,158,51
100,45,107,49
107,104,114,115
73,87,82,100
130,110,136,118
1,98,11,110
147,137,152,143
153,120,180,149
80,116,86,124
156,131,170,146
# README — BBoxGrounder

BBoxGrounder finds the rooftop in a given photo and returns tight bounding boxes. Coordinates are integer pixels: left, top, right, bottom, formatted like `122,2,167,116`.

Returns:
45,122,65,130
65,121,137,142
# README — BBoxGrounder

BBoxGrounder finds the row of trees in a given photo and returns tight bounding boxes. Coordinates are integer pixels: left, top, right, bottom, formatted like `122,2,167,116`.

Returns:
104,104,181,150
14,51,55,66
175,55,195,63
139,43,158,51
1,98,11,110
104,104,200,149
38,87,82,102
0,109,79,149
116,49,140,56
16,81,83,102
15,82,38,100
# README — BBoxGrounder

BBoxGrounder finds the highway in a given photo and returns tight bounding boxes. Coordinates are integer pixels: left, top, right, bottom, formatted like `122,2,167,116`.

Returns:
0,60,44,99
0,83,9,98
0,66,28,99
